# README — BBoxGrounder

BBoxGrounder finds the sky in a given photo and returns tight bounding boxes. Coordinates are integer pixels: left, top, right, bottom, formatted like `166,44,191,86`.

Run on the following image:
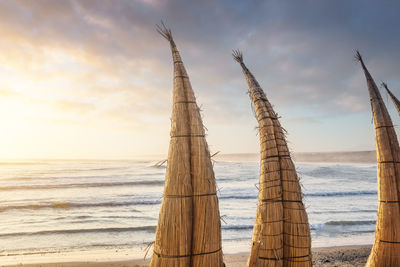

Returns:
0,0,400,159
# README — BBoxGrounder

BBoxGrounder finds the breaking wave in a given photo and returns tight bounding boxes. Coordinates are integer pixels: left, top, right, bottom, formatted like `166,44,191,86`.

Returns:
0,180,164,191
0,226,157,238
0,200,161,212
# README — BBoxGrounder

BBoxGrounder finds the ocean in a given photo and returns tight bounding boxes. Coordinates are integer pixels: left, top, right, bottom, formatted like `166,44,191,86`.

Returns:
0,158,377,261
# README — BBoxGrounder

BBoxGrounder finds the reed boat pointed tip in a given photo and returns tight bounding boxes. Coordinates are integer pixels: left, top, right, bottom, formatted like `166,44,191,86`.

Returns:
354,50,363,62
354,50,370,74
381,81,400,116
156,20,175,46
232,49,243,64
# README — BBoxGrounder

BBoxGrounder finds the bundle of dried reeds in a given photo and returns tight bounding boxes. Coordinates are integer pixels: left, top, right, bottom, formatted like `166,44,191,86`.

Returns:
232,50,312,267
149,23,224,267
356,51,400,267
382,82,400,116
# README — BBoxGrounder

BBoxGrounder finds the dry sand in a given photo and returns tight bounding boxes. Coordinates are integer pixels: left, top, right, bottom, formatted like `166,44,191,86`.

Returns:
2,245,372,267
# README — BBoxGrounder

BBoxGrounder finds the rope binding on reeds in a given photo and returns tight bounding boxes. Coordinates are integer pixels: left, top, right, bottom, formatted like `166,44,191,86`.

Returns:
153,247,222,259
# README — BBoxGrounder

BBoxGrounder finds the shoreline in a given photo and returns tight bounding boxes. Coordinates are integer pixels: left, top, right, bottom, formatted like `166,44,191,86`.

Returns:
2,245,372,267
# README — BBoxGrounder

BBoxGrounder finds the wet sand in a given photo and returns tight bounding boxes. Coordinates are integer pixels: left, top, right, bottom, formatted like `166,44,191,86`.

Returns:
2,245,372,267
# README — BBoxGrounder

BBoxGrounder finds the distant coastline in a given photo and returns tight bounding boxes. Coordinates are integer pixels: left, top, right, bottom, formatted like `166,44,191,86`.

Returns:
214,150,376,163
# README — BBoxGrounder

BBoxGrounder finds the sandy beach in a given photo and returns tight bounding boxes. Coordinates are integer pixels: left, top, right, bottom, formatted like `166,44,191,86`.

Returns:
2,245,372,267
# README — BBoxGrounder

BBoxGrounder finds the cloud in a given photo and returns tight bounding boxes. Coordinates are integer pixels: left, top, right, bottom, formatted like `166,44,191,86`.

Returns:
0,0,399,157
3,0,397,116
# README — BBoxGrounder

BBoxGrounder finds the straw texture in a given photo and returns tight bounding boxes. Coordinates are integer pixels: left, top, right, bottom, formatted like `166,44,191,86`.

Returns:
382,82,400,116
232,50,312,267
149,23,224,267
356,51,400,267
